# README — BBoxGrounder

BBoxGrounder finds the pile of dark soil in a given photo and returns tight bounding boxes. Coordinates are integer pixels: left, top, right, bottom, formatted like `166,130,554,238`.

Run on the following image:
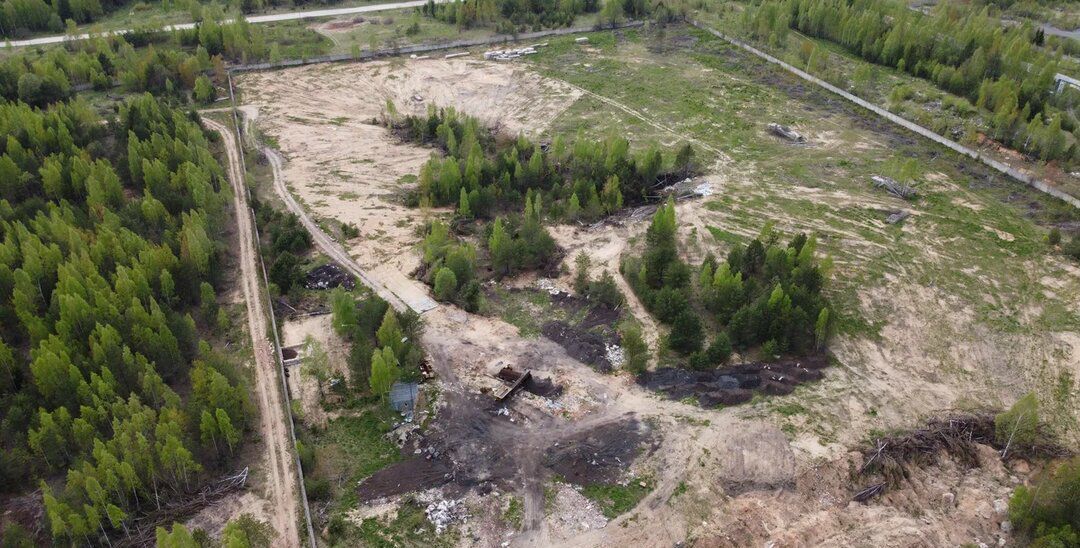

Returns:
638,354,829,407
358,390,658,503
543,418,657,485
494,286,621,372
357,457,453,502
541,320,614,372
303,263,355,290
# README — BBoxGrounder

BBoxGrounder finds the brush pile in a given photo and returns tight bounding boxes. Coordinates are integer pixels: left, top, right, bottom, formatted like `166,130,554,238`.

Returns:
853,411,1067,502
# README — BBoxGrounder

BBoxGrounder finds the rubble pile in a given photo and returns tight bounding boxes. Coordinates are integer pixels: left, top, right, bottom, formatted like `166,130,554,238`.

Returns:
605,343,625,369
872,175,917,199
483,46,539,61
767,122,806,143
425,498,467,534
303,263,355,290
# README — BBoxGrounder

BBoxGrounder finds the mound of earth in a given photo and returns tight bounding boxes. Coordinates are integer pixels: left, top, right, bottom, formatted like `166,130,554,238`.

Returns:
639,355,829,407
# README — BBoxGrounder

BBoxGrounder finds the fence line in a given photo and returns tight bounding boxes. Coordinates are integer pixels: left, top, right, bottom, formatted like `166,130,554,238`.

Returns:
224,71,320,548
689,20,1080,209
229,20,645,73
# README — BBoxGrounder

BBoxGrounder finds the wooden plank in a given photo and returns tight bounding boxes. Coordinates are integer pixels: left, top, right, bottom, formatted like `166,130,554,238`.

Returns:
497,370,532,401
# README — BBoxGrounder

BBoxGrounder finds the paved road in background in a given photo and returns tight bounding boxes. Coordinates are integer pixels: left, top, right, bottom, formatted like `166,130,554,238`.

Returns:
3,0,433,48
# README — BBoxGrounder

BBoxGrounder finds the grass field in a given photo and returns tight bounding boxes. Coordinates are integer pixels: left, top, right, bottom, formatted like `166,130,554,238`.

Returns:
525,25,1080,442
691,2,1080,200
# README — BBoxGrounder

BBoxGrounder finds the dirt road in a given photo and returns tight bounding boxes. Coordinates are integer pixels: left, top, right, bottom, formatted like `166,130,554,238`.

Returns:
202,116,301,547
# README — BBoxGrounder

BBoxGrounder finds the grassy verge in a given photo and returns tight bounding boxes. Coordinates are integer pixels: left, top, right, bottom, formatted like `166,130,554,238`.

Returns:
581,476,655,519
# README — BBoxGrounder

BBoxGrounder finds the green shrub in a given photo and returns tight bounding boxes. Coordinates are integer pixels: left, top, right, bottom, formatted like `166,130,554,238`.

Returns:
305,477,331,501
1048,228,1062,246
1009,456,1080,545
668,311,703,354
296,440,315,472
433,267,458,301
995,392,1039,450
620,325,649,375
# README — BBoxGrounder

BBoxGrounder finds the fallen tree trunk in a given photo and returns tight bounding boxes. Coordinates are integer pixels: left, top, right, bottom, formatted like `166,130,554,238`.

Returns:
116,468,250,547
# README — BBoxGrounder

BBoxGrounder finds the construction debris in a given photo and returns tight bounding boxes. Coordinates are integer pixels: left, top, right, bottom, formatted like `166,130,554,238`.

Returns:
659,177,712,200
872,175,917,199
303,263,355,290
605,343,625,369
767,122,805,143
536,278,562,295
495,369,532,401
425,498,466,534
885,210,910,224
495,366,562,398
483,46,538,61
575,37,589,44
444,51,469,59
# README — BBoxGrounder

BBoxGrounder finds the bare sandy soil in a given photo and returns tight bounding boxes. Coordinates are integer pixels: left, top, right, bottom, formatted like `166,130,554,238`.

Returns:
238,59,581,309
235,53,1077,547
281,313,352,427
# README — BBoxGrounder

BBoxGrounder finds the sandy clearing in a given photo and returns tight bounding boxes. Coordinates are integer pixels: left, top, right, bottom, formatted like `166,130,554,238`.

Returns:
281,313,352,427
230,53,1078,548
238,58,583,311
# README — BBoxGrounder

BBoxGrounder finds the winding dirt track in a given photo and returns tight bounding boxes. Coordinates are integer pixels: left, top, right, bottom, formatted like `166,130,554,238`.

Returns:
260,144,434,313
202,116,301,547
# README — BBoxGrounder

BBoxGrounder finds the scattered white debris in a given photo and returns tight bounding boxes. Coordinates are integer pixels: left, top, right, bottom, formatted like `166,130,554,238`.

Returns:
425,499,466,534
536,278,562,295
693,181,714,197
483,46,538,61
871,174,916,199
993,499,1008,515
497,407,510,416
605,343,625,368
388,422,419,448
575,36,589,44
444,51,469,59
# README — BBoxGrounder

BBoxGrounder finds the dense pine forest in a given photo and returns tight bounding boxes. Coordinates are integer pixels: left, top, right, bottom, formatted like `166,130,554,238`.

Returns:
393,106,696,222
0,19,263,543
622,200,831,368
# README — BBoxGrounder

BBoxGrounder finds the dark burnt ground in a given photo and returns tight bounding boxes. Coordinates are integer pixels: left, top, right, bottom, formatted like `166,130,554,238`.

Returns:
639,354,830,408
496,366,563,398
484,284,622,372
541,321,614,372
543,417,658,485
358,386,654,507
541,290,621,372
303,263,355,290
